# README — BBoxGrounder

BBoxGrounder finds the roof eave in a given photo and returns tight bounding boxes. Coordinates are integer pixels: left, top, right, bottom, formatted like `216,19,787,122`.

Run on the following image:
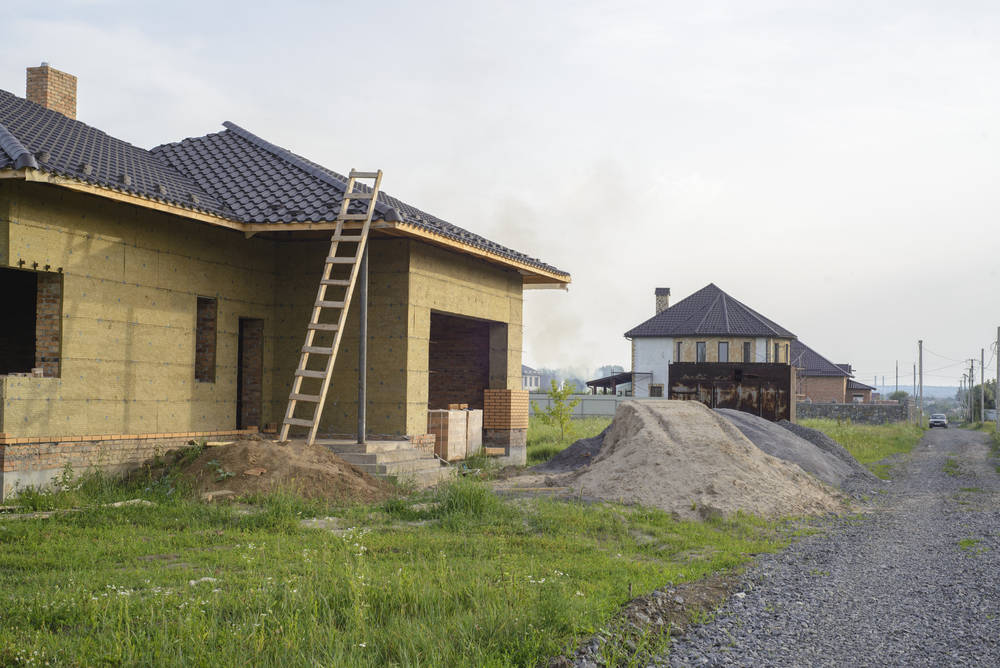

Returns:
4,169,571,288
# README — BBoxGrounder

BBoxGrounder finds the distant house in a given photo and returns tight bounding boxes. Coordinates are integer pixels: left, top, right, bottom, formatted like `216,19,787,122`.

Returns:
790,340,852,402
521,365,541,392
847,379,876,403
790,341,872,403
624,284,795,398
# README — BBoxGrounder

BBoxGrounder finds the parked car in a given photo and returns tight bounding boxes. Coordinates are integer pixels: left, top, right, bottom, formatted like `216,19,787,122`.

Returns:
929,414,948,428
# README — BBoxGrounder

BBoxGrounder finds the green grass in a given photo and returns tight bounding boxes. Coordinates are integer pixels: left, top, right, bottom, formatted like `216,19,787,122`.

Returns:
527,416,612,466
0,467,789,666
799,419,924,479
943,456,961,476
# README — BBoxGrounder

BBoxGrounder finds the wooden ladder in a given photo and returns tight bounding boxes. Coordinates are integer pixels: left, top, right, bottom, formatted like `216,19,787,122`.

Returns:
279,169,383,444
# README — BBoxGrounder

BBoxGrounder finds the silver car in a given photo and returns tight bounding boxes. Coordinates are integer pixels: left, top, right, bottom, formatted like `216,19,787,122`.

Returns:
928,413,948,428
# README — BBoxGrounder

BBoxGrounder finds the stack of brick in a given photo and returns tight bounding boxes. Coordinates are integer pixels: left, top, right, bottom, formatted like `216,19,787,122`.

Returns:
483,389,528,464
427,409,468,461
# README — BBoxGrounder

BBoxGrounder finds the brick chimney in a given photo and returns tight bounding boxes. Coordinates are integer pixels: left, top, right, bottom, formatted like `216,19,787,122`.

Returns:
655,287,671,314
26,62,77,119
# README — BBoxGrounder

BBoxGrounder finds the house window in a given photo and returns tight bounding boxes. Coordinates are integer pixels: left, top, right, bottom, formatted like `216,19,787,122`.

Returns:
774,343,781,363
743,341,752,363
696,342,706,363
676,341,682,362
718,342,729,363
195,297,217,382
0,267,62,378
649,384,664,398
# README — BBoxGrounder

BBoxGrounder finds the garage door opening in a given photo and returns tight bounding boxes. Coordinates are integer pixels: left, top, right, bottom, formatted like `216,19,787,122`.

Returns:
428,312,491,410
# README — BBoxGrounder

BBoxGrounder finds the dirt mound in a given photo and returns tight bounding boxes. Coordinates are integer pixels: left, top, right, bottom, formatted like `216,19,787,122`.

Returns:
531,426,610,473
561,401,845,520
716,409,864,491
174,438,396,503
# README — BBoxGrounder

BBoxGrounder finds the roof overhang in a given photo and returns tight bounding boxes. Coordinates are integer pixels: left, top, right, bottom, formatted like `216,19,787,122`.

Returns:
2,168,570,289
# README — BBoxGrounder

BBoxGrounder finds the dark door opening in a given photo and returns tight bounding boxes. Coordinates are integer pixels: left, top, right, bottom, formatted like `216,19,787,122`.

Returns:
237,318,264,429
428,312,491,409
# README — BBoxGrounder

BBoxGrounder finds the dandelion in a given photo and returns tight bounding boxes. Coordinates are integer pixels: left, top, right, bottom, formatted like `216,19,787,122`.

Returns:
358,643,367,648
575,591,585,597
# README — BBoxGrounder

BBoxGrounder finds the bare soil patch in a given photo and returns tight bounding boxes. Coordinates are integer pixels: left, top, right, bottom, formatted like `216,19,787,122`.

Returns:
167,437,396,504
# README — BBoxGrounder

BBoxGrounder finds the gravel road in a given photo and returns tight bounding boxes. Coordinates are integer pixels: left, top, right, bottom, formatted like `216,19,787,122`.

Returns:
664,427,1000,667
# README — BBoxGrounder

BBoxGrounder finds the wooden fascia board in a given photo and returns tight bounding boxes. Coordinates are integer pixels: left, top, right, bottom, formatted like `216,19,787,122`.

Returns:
386,220,571,288
4,169,571,288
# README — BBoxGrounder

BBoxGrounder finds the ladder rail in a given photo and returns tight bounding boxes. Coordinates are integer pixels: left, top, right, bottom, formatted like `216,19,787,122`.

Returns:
279,170,383,443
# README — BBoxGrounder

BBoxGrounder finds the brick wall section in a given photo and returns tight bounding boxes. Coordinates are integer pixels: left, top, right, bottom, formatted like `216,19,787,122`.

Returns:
26,65,78,119
195,297,217,382
484,389,529,429
34,271,62,377
798,375,846,402
1,429,255,480
428,313,490,409
238,318,264,428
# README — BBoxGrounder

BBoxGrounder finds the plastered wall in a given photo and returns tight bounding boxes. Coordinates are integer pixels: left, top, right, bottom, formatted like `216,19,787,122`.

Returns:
1,181,277,437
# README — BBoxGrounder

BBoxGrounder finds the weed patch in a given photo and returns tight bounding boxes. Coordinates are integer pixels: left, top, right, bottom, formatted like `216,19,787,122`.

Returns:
0,472,789,666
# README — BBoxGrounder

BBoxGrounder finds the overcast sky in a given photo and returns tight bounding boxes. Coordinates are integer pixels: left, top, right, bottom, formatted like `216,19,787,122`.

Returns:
4,1,998,388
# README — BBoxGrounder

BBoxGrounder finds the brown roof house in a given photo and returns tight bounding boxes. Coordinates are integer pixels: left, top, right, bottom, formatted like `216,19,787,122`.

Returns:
624,284,796,398
0,63,569,496
790,340,873,403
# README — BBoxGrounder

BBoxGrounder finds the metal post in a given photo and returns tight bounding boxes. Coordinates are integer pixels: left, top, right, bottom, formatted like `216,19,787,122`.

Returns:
357,245,368,445
969,360,975,423
995,326,999,433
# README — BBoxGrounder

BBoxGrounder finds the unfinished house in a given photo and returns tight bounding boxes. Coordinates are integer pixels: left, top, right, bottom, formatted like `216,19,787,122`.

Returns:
0,64,569,496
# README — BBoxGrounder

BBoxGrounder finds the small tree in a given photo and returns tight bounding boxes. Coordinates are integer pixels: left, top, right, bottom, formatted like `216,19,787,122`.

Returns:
531,380,581,441
888,390,909,402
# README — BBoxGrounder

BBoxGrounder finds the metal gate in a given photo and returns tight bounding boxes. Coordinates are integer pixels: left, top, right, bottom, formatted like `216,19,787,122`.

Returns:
668,362,793,421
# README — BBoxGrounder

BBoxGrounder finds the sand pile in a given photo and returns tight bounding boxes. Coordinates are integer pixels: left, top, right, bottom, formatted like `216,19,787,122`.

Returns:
556,401,844,520
170,438,396,503
716,409,879,496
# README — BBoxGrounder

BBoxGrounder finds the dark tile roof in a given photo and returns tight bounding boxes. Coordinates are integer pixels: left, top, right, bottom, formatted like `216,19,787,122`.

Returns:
625,284,795,339
836,363,853,375
522,365,539,375
0,88,225,216
790,340,851,377
847,379,876,391
0,89,565,277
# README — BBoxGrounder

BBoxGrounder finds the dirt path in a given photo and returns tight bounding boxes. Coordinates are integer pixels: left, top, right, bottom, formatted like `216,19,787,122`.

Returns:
664,428,1000,667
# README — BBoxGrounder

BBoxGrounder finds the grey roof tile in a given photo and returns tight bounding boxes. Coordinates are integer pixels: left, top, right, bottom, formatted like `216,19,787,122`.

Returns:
790,340,851,377
847,379,876,391
0,89,566,277
625,284,795,339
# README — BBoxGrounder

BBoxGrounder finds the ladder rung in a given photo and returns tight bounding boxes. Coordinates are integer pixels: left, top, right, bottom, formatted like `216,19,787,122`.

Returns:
350,170,379,179
344,191,374,200
290,393,320,402
340,213,369,221
294,369,327,379
283,417,315,427
315,300,345,308
332,234,364,242
320,279,351,286
326,257,357,264
302,346,334,355
307,323,340,331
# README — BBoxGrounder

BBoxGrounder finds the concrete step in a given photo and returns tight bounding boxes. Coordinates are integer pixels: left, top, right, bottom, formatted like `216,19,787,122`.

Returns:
318,440,416,455
401,466,454,488
338,448,429,466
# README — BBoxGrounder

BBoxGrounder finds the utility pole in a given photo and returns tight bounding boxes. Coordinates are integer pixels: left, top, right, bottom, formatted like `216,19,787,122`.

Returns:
981,348,986,423
969,357,976,422
995,326,999,433
918,340,924,425
895,361,898,395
